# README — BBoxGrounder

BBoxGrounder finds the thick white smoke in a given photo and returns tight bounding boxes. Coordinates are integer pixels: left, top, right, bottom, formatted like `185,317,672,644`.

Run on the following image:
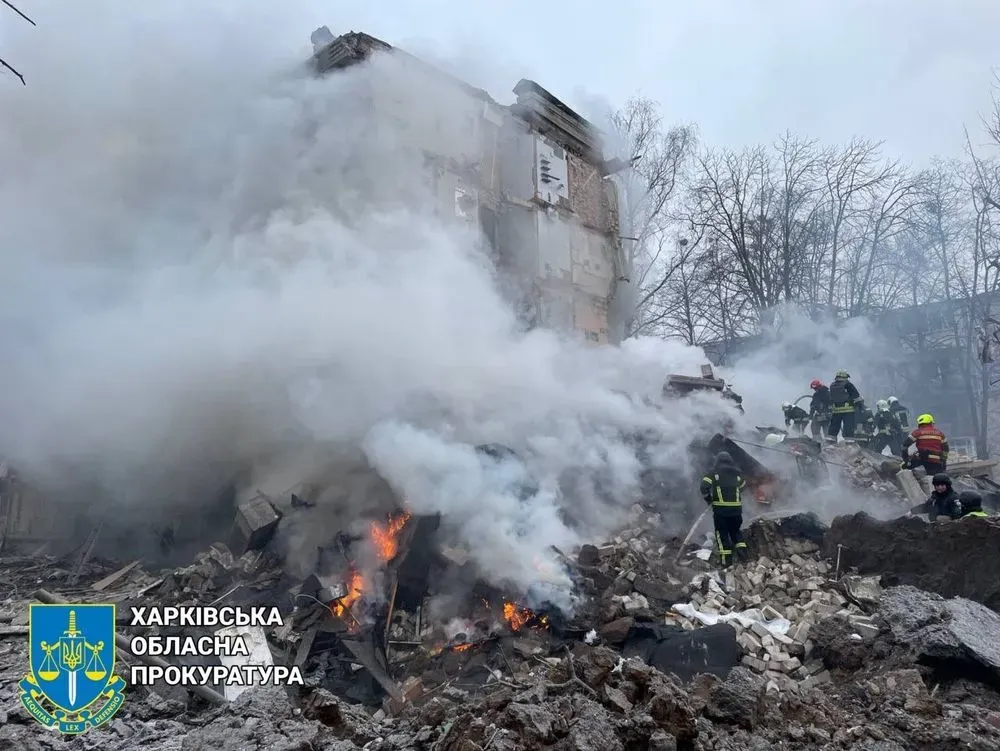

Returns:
0,4,735,609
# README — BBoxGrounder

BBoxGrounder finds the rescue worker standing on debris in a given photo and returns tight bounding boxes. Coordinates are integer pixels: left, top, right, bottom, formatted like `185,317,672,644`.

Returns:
870,400,900,454
700,451,749,568
855,403,876,448
887,396,909,455
827,370,862,442
782,402,810,434
808,379,831,440
901,414,949,475
919,473,961,521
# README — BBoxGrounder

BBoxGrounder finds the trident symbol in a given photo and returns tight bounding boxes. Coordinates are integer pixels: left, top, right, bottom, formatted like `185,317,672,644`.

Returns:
58,611,84,707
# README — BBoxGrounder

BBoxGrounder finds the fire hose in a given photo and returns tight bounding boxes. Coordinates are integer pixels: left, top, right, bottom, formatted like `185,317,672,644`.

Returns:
33,588,230,706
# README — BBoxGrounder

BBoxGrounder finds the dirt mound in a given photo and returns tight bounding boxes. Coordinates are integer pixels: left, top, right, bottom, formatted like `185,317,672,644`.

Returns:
825,512,1000,611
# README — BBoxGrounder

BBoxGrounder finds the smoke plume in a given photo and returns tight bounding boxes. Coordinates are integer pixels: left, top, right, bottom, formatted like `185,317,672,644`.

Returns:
0,4,737,609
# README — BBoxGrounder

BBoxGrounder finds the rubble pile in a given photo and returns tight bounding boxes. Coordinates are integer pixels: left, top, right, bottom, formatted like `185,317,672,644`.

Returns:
822,443,904,499
670,544,877,692
4,501,1000,748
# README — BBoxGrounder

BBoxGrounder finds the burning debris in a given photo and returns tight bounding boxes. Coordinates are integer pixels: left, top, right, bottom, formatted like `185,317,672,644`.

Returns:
4,459,1000,749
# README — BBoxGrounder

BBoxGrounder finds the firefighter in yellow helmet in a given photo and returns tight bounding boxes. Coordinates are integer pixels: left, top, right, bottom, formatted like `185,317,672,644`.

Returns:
901,413,949,475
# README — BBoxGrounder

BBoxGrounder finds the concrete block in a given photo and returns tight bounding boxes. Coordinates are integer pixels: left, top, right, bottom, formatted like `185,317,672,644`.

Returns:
230,496,282,554
741,655,767,672
750,621,771,639
801,669,831,688
852,622,879,640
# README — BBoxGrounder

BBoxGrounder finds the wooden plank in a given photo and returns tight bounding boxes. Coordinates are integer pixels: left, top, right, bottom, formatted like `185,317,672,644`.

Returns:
91,560,140,591
294,627,318,667
340,638,403,702
948,459,998,477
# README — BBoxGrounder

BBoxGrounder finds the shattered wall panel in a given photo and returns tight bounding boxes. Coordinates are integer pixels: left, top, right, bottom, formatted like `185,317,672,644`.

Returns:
567,153,610,232
497,120,536,202
536,212,572,282
574,294,609,343
569,224,614,298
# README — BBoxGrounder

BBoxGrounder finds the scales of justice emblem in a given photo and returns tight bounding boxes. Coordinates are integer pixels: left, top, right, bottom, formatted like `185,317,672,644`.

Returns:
20,604,126,734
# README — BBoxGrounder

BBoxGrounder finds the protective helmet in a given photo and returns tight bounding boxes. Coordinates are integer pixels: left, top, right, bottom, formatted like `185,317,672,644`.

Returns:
781,401,792,409
764,433,785,447
917,413,934,425
810,379,823,389
932,473,951,486
888,396,898,404
835,370,850,379
959,490,984,511
876,399,889,411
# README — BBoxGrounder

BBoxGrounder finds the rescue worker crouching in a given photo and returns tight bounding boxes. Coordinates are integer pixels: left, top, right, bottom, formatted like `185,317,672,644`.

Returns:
782,402,810,434
870,400,900,455
958,490,989,519
700,451,749,568
827,370,861,442
808,379,831,440
901,414,949,475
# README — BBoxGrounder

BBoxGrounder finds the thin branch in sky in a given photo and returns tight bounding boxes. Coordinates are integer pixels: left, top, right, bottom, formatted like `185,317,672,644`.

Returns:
2,0,35,26
0,56,25,85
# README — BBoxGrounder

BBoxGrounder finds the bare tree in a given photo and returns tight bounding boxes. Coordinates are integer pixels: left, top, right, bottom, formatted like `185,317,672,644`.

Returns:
1,0,35,86
608,97,697,337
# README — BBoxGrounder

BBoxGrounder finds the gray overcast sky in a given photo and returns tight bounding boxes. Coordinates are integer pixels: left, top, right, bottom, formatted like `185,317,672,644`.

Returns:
3,0,999,163
327,0,1000,164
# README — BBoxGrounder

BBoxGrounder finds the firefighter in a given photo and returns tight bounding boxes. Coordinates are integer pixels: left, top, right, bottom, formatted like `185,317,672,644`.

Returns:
855,404,876,448
782,402,810,434
700,451,749,568
808,379,831,440
901,414,949,475
914,473,961,521
887,397,909,430
958,490,989,519
870,400,899,454
887,396,909,455
827,370,862,442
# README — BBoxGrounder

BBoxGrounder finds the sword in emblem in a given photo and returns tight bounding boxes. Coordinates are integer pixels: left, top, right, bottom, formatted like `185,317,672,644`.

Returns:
59,610,84,708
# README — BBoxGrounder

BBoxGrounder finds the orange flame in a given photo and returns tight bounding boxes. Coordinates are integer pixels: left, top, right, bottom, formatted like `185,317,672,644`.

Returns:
450,643,473,652
331,570,364,621
370,511,412,562
503,601,536,631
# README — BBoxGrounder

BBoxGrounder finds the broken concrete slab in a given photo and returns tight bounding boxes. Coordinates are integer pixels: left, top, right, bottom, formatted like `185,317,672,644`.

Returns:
826,512,1000,612
896,469,927,506
878,586,1000,686
230,495,282,554
843,575,883,607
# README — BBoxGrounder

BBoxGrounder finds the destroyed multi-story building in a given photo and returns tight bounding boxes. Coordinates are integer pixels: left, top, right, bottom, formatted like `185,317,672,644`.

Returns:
311,30,628,345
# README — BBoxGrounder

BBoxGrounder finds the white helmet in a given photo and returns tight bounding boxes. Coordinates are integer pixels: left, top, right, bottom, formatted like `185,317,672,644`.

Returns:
764,433,785,447
888,396,898,404
781,401,793,409
876,399,889,411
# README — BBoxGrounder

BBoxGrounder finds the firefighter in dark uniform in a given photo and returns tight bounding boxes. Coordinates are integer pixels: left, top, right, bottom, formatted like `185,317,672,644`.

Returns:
870,400,900,454
808,379,831,440
782,402,810,434
958,490,989,518
901,414,949,475
827,370,862,441
700,451,749,568
855,404,876,447
887,396,909,455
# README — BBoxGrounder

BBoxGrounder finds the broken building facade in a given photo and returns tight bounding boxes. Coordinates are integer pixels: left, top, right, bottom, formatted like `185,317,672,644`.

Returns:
312,31,627,344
